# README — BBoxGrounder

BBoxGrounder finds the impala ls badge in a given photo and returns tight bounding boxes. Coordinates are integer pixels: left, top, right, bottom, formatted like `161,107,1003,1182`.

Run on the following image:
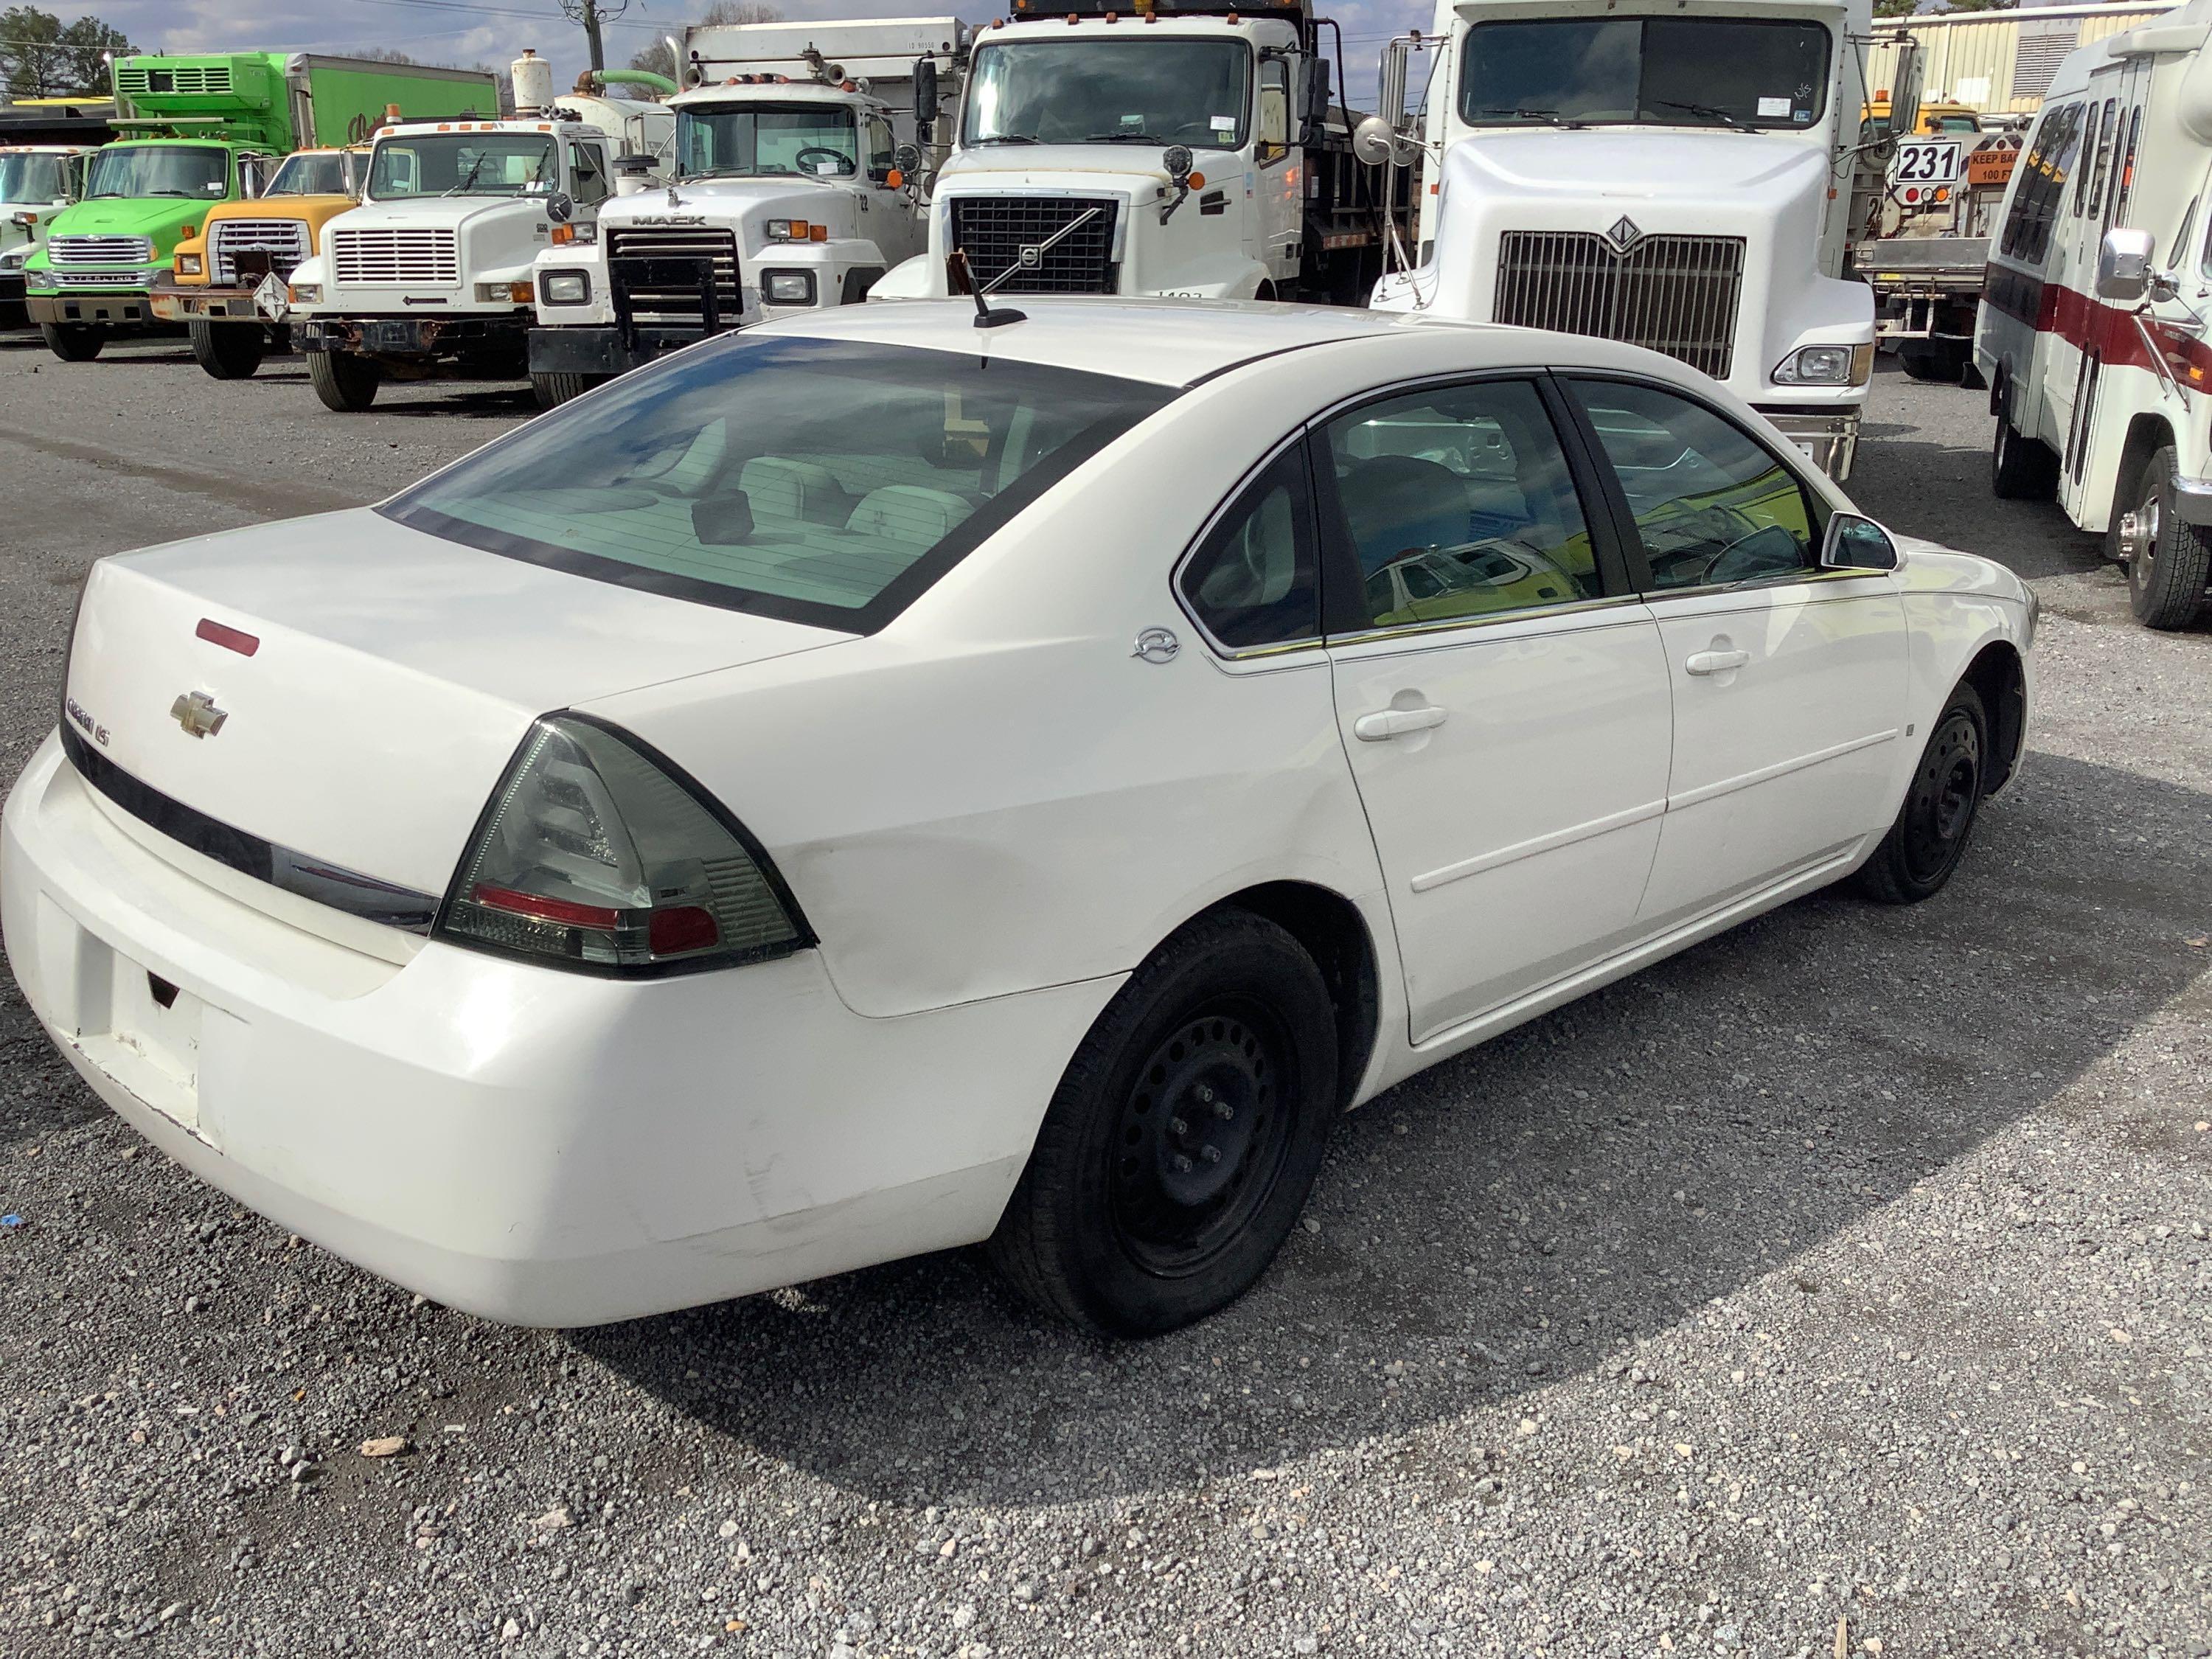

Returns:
170,690,228,740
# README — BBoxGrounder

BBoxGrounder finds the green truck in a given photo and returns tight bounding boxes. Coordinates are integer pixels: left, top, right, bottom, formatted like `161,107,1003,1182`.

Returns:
26,52,498,361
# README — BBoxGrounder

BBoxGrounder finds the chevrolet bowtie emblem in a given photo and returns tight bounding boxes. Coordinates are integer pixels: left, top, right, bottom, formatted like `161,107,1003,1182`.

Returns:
170,690,227,740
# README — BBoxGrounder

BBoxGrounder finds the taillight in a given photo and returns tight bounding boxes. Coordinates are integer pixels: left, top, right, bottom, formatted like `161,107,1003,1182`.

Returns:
436,714,810,975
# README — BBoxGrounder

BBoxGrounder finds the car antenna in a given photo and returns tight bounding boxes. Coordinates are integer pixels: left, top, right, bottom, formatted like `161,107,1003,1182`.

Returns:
947,249,1023,328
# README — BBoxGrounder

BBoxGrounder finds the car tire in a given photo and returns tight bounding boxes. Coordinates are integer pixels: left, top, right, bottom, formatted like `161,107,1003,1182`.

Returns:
189,319,264,380
1854,682,1988,905
2121,444,2212,630
1990,392,2057,501
39,321,105,362
529,370,596,409
988,908,1340,1338
307,348,380,412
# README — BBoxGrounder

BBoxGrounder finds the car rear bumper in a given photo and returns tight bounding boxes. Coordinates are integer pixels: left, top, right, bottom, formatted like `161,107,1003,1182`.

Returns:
1,733,1113,1327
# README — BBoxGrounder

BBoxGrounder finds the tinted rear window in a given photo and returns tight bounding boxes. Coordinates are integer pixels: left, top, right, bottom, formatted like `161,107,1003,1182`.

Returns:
381,334,1175,633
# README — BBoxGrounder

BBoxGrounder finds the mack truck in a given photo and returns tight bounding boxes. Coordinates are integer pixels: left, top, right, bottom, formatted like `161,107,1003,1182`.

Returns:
0,98,113,326
286,54,678,411
528,15,963,407
869,0,1408,306
1360,0,1886,481
24,53,496,363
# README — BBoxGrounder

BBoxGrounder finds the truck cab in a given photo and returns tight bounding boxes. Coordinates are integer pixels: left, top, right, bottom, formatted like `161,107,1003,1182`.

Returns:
528,17,958,406
287,95,675,411
871,0,1399,305
153,145,367,379
0,145,91,324
1366,0,1877,480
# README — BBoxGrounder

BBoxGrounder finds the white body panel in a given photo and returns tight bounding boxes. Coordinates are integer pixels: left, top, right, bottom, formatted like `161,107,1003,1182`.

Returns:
0,145,88,266
1,302,2034,1327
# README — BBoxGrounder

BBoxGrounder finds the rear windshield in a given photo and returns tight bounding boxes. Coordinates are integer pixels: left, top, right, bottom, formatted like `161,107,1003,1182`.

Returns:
381,335,1175,633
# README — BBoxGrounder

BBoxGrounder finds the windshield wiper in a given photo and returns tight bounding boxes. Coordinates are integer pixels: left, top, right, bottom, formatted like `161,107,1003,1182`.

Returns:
970,134,1042,146
1477,105,1587,130
1654,99,1759,133
442,153,491,197
1086,131,1169,143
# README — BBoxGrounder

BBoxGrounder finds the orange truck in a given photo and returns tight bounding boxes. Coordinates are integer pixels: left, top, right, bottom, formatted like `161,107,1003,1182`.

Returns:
150,145,366,378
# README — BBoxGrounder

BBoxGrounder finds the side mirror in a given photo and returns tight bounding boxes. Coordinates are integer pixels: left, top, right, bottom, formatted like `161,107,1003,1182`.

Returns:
2097,226,2157,303
894,142,921,173
1352,114,1405,167
1820,512,1899,572
1161,143,1194,184
914,56,939,131
544,191,574,225
1303,58,1332,142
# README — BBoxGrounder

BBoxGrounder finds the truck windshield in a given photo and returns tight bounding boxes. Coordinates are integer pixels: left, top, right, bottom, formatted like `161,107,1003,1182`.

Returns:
85,144,228,200
0,152,67,203
266,150,355,197
367,133,557,199
963,39,1251,148
1460,17,1830,132
678,104,858,178
381,334,1175,633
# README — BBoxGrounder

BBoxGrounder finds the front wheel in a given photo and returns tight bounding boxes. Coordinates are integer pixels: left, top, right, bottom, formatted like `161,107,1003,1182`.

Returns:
2118,444,2212,630
529,370,601,409
39,321,105,361
306,348,380,412
988,910,1339,1337
1854,683,1987,905
188,319,264,380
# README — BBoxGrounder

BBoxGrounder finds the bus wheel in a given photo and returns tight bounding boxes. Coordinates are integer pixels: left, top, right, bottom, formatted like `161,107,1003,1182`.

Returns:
2119,445,2212,630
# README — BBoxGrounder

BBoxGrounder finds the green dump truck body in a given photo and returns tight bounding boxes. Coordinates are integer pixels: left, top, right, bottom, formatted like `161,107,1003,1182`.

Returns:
27,53,497,335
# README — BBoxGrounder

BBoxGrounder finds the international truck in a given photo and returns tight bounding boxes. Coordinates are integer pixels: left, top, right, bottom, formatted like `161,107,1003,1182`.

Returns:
868,0,1408,307
0,99,113,326
150,145,367,379
285,54,677,411
23,54,498,363
527,16,961,407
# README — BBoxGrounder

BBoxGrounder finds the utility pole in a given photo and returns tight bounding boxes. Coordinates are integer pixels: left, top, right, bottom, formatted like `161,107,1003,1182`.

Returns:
557,0,633,73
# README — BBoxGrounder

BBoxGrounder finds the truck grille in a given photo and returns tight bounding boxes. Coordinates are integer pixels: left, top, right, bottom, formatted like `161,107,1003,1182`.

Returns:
331,227,460,287
1494,231,1745,380
114,65,233,97
607,226,741,323
210,218,310,283
949,196,1119,294
49,234,153,266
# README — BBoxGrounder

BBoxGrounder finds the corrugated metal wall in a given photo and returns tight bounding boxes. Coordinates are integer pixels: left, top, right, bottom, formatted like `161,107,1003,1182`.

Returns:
1869,4,2178,115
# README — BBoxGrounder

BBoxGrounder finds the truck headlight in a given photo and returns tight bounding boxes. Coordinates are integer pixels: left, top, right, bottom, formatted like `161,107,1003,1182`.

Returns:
0,246,29,272
762,268,815,305
176,252,203,276
476,279,533,304
1773,344,1857,386
540,269,591,305
288,282,321,304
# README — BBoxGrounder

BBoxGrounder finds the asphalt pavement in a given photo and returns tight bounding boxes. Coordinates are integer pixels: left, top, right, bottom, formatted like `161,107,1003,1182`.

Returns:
0,339,2205,1659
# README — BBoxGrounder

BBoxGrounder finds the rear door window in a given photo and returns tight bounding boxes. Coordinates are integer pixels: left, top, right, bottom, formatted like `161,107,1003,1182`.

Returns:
383,335,1173,633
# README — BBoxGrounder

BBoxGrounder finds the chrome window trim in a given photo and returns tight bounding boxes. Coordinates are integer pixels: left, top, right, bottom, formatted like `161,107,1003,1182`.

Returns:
1325,591,1648,653
1638,568,1894,608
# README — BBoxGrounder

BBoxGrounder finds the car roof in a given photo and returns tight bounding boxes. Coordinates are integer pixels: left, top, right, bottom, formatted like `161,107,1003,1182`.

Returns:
748,297,1677,389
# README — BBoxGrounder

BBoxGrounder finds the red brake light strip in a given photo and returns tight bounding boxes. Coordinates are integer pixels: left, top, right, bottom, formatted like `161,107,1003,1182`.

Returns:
195,618,260,657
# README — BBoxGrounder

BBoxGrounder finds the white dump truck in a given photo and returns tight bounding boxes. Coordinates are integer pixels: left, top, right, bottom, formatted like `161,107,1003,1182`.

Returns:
527,16,962,406
1362,0,1883,480
285,52,675,411
869,0,1405,305
0,144,93,326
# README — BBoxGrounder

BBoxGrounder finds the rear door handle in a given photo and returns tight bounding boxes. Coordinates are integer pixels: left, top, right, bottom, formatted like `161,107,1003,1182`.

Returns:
1354,705,1448,741
1685,649,1751,676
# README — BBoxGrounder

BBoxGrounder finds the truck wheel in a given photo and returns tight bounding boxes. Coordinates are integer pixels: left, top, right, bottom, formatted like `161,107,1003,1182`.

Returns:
188,319,264,380
1896,340,1964,383
1990,394,2057,501
987,909,1338,1337
307,349,380,413
39,321,105,362
529,371,599,409
2120,445,2212,630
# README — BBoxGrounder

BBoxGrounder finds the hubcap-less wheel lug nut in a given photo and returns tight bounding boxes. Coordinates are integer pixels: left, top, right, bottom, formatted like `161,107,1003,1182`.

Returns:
1196,1084,1214,1104
1170,1116,1190,1136
1201,1145,1222,1164
1212,1100,1234,1121
1173,1154,1194,1173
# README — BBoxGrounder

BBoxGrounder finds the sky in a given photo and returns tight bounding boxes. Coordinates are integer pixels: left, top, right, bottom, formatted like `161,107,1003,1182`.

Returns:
82,0,1433,107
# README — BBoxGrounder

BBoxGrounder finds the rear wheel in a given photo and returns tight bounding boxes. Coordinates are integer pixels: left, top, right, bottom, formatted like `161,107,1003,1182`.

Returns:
188,319,264,380
1897,339,1967,383
2118,443,2212,630
1854,683,1986,905
1990,389,2058,501
306,348,380,412
988,910,1339,1337
529,370,599,409
39,321,105,361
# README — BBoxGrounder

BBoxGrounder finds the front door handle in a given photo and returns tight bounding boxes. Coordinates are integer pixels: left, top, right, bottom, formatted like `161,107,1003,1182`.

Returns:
1685,649,1751,676
1354,705,1448,741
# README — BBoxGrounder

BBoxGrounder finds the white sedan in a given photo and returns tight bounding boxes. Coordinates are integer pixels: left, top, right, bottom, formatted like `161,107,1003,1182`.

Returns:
1,300,2035,1336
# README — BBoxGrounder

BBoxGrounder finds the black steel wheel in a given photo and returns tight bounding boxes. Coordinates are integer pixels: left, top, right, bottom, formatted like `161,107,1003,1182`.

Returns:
1854,683,1987,905
990,909,1339,1337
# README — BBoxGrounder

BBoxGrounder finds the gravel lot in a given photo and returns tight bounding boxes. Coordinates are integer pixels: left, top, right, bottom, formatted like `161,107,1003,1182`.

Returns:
0,336,2206,1659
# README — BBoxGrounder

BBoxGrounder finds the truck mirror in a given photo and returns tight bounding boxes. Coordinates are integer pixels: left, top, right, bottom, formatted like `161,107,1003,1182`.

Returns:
1162,144,1194,184
1352,115,1400,167
2096,226,2157,304
544,190,574,225
914,58,939,125
1304,58,1332,140
895,142,922,173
